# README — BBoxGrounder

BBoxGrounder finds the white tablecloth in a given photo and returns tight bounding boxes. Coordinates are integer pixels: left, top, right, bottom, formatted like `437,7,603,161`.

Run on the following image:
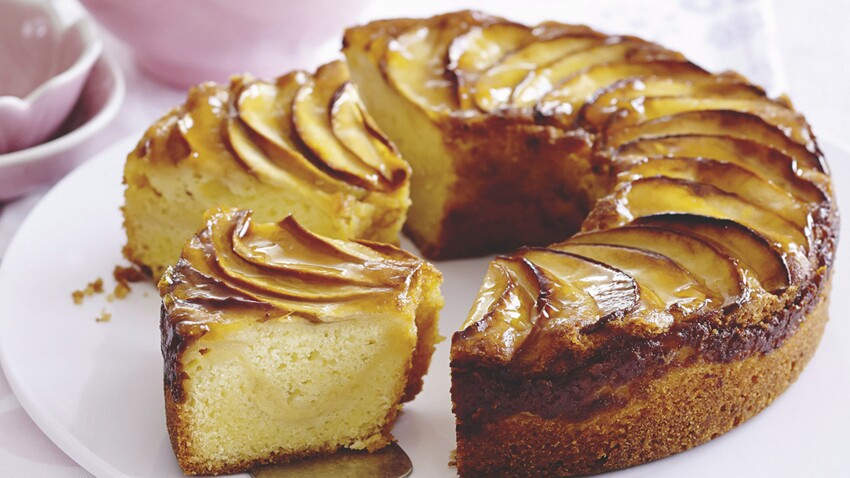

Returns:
0,0,847,476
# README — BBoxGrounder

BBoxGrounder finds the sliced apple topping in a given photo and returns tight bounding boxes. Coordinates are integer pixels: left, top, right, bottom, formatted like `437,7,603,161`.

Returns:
613,135,827,203
175,84,231,162
472,33,605,112
455,257,541,364
552,242,712,318
604,110,825,172
330,82,410,186
293,61,403,191
177,210,421,321
632,214,791,294
580,73,765,131
384,24,463,116
233,72,366,194
448,22,532,109
607,96,814,148
537,60,707,124
618,157,811,228
567,225,745,309
511,248,638,370
511,38,684,109
591,177,808,251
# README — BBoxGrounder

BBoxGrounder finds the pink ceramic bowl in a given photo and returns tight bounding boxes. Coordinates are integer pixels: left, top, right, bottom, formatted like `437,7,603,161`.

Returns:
0,0,102,154
0,55,125,201
79,0,371,88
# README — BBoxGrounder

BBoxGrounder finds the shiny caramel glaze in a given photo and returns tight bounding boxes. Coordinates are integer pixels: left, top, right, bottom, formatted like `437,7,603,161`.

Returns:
344,10,838,477
133,61,409,194
160,209,437,403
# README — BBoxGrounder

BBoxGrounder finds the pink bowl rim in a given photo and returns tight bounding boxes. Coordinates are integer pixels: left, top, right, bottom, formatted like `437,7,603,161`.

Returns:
0,54,125,168
0,0,103,110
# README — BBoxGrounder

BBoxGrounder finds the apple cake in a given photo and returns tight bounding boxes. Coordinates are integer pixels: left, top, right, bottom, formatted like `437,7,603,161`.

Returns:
124,60,411,279
344,11,836,477
159,208,443,475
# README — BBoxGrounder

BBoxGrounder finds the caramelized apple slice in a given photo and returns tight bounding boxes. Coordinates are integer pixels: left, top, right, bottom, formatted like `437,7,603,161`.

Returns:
511,39,683,108
521,247,639,326
512,247,638,370
618,157,811,227
633,214,791,294
473,33,605,112
448,22,532,109
293,61,391,190
384,24,462,115
537,60,707,123
613,135,827,203
330,81,410,186
236,72,307,157
590,177,808,251
567,225,744,308
580,73,765,130
608,96,814,147
455,257,541,364
604,110,825,172
552,242,712,317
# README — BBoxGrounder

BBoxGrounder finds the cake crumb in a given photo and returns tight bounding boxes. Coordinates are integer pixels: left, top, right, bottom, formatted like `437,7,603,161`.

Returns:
96,309,112,322
71,277,105,304
110,264,147,300
448,449,457,467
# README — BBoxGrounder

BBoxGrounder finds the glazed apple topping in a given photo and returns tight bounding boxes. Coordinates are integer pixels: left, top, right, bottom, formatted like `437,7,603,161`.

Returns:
357,11,832,367
161,209,426,330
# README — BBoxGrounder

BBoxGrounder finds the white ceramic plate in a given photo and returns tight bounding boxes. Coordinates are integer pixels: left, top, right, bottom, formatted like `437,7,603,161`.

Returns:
1,136,849,478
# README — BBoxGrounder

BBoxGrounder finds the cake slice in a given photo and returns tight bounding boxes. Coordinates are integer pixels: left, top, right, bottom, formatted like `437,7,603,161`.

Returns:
124,60,411,279
159,209,443,475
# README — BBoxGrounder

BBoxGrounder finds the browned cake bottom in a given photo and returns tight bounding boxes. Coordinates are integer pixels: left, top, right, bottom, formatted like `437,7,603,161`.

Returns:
455,291,830,477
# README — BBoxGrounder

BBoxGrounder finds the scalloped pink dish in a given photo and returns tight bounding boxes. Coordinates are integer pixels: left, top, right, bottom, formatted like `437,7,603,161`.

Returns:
0,55,124,201
0,0,102,154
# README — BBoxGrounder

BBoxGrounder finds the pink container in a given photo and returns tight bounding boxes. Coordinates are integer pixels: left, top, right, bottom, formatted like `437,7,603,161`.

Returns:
79,0,371,88
0,0,102,154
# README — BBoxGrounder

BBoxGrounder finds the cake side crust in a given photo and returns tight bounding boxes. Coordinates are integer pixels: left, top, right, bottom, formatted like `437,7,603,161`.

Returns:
454,287,830,477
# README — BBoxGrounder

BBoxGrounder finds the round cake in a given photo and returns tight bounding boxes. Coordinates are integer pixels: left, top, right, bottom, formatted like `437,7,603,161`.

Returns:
342,10,836,478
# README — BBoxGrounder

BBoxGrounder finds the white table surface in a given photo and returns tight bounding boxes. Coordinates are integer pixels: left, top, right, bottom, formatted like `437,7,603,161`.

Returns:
0,0,848,476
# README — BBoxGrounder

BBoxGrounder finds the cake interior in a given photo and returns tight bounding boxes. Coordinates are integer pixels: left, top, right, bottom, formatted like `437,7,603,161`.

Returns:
344,44,456,252
173,315,416,473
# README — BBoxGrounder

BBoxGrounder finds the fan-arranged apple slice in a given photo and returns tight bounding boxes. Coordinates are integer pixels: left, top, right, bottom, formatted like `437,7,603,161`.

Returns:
229,75,349,191
510,247,638,371
552,242,712,319
612,135,828,202
453,256,542,364
618,157,811,228
448,22,533,110
607,96,814,148
293,61,406,191
580,73,766,130
537,60,708,124
588,177,808,251
472,33,605,112
384,20,469,116
511,38,684,108
603,110,825,172
330,81,410,185
632,214,791,294
567,225,745,309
